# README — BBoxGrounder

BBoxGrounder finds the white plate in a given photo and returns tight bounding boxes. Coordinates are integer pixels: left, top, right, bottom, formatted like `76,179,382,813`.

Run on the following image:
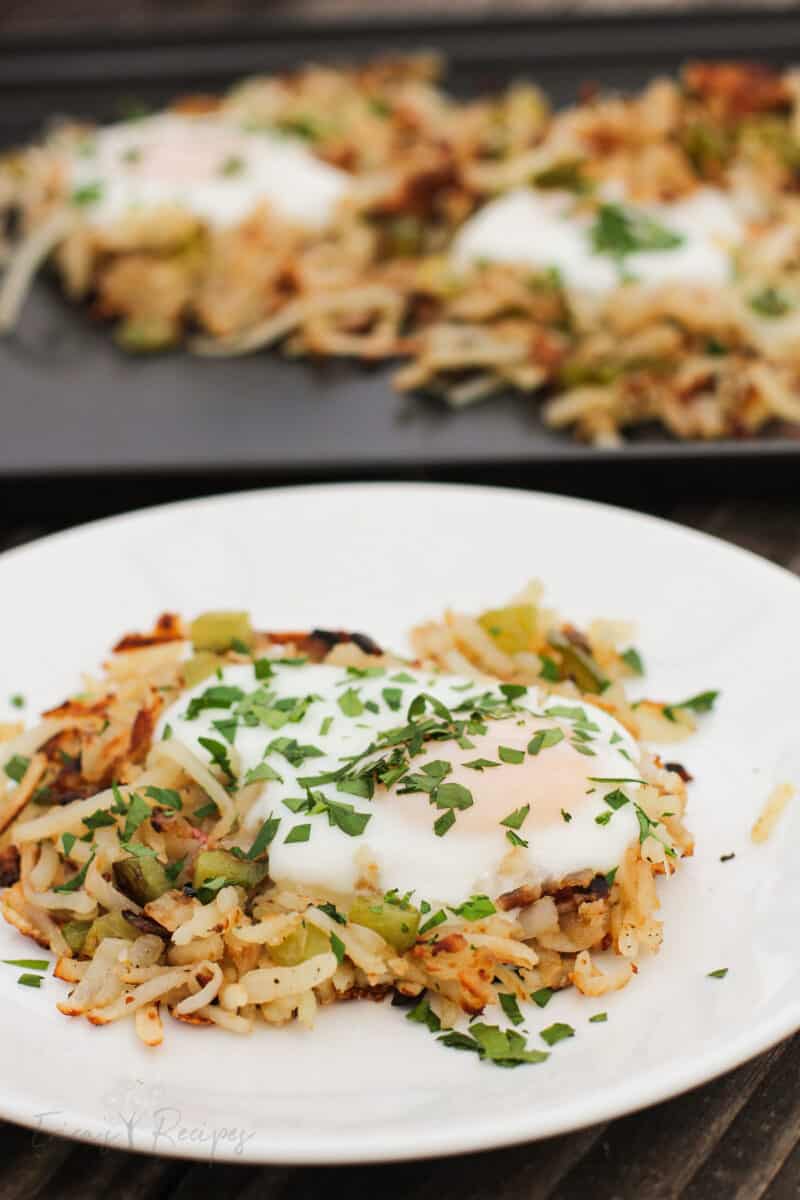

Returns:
1,483,798,1165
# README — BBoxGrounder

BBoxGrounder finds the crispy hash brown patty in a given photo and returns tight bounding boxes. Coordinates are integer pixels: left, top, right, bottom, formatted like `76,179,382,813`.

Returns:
2,58,800,443
0,590,708,1053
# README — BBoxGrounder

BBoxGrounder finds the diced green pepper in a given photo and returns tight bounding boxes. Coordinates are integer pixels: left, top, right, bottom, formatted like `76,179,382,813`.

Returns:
183,651,224,689
548,632,609,694
269,921,331,966
348,896,420,952
113,856,172,905
558,360,621,389
190,611,254,653
83,911,139,956
478,605,537,655
61,919,92,955
532,157,590,193
682,123,732,174
192,849,268,892
114,315,179,354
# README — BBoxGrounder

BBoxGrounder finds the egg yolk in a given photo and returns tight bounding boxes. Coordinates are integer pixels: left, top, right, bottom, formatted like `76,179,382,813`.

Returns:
381,715,631,834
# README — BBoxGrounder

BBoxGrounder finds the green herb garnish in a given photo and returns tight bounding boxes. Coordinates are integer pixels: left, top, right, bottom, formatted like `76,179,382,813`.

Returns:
539,1021,575,1046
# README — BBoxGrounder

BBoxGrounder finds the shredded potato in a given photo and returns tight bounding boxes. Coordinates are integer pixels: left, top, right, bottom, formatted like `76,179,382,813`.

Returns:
0,594,703,1045
751,782,795,843
3,58,800,443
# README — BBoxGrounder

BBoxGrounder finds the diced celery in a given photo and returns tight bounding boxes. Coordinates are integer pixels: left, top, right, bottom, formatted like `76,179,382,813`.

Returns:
113,856,172,905
83,911,138,956
348,896,420,952
192,849,268,892
114,315,179,353
183,651,224,688
478,605,537,655
190,611,254,653
61,919,92,954
269,922,331,966
548,632,609,694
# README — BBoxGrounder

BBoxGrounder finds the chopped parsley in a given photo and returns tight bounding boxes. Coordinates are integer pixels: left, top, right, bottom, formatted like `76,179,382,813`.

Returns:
338,688,364,718
53,854,94,894
561,809,573,823
382,687,403,712
499,746,525,765
538,655,561,682
219,155,245,177
144,786,182,811
604,788,630,811
3,958,49,970
318,901,347,925
439,1022,549,1067
589,1012,608,1023
193,801,219,821
527,728,564,755
329,932,346,964
539,1021,575,1046
499,993,525,1026
82,809,117,832
284,823,311,844
531,987,553,1008
71,182,103,206
621,647,644,675
463,758,500,772
434,810,456,837
501,804,530,831
605,866,619,886
720,852,736,863
8,694,25,709
449,895,496,921
590,202,684,270
212,717,238,745
267,737,323,768
243,762,283,786
3,755,30,783
186,684,245,719
17,973,43,989
663,690,719,722
61,833,77,856
406,996,441,1032
122,792,151,840
505,830,528,848
707,968,729,979
595,811,612,826
246,815,281,858
749,286,792,318
418,909,447,936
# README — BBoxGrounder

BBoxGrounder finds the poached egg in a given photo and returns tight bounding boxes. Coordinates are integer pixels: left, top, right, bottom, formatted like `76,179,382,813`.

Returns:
452,184,744,293
160,660,643,907
66,112,350,231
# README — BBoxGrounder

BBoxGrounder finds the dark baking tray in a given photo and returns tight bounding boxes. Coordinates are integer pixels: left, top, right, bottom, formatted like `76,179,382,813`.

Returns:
3,7,800,481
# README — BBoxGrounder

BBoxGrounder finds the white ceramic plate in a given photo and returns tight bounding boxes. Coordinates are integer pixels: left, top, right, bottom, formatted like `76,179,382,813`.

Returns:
1,483,798,1165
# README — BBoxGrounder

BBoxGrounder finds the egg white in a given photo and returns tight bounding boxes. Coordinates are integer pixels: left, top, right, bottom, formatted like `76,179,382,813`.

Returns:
66,112,349,231
452,184,744,293
160,660,642,907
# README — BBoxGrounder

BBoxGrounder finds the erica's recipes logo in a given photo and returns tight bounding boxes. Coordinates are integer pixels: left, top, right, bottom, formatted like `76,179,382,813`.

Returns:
31,1079,256,1160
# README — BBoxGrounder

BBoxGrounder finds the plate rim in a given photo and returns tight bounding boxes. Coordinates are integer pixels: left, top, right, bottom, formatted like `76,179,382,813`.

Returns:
1,479,798,1165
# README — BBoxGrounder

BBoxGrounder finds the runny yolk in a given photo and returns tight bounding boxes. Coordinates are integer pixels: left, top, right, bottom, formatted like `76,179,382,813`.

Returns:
381,715,634,833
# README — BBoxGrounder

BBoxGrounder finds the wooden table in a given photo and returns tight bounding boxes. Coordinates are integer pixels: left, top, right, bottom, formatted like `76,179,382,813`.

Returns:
0,493,798,1199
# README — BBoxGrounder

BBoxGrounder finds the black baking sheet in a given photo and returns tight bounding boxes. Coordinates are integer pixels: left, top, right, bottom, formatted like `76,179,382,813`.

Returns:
3,7,800,480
